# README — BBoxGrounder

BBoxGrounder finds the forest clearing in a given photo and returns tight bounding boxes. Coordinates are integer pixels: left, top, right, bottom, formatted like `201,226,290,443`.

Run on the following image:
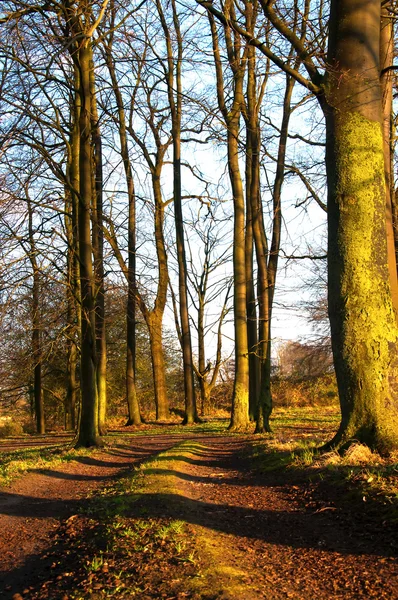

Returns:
0,407,397,599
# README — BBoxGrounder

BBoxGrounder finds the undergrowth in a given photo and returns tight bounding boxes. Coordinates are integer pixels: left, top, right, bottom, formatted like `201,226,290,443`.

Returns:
0,444,93,486
249,438,398,524
24,445,201,599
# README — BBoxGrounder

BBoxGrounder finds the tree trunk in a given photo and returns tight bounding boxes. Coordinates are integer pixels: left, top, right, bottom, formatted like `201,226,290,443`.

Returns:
90,64,107,434
324,0,398,452
27,196,45,434
126,185,141,424
32,271,44,434
207,7,249,430
65,191,77,431
147,314,169,421
379,6,398,312
245,124,259,422
103,41,141,425
228,121,250,430
75,42,101,448
160,0,198,424
65,65,81,431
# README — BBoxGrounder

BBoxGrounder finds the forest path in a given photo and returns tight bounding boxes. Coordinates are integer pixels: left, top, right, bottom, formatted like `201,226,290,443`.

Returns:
0,433,397,599
0,434,195,598
163,438,398,599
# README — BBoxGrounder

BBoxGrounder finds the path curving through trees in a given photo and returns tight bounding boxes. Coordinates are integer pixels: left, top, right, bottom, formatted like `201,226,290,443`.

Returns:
0,434,397,599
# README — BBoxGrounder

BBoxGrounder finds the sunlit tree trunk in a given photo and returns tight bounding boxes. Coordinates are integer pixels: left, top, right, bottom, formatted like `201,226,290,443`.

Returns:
324,0,398,452
102,38,141,425
90,64,107,434
147,313,169,420
157,0,198,423
380,4,398,311
208,8,250,429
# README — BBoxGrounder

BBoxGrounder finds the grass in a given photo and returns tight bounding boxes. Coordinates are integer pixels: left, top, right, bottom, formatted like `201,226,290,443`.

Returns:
248,431,398,525
0,444,95,486
0,405,340,486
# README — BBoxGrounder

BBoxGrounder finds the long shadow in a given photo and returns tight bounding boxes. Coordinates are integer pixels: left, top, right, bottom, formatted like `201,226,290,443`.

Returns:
0,446,396,596
0,482,395,600
0,479,395,560
140,465,264,488
26,468,127,482
133,491,397,559
72,455,138,468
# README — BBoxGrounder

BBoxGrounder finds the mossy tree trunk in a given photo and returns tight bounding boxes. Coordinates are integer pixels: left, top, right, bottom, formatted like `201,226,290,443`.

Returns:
199,0,398,452
323,0,398,452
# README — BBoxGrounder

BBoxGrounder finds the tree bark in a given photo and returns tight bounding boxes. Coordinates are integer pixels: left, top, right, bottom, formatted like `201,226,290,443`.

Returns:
157,0,198,423
28,196,45,434
379,5,398,312
208,8,250,429
102,39,141,425
75,41,101,447
90,64,107,434
147,314,169,421
245,123,260,423
324,0,398,452
65,64,81,431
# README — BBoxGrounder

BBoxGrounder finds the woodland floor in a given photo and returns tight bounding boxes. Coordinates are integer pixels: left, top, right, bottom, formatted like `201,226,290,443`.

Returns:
0,421,397,599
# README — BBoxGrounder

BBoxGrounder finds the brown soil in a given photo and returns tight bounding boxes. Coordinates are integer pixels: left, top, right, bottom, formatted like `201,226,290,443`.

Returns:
0,435,187,598
0,434,397,599
166,438,398,599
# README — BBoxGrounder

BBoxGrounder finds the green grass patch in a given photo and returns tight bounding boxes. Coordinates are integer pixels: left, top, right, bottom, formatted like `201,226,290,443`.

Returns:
0,444,95,486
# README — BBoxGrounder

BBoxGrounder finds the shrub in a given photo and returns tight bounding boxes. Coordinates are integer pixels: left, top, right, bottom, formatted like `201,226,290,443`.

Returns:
272,374,338,408
0,420,24,437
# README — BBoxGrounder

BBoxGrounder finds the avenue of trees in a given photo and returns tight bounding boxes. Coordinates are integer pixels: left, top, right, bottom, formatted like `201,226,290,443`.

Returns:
0,0,397,453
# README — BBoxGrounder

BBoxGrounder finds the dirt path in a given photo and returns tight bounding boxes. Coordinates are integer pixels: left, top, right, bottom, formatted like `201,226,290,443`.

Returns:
0,435,188,598
0,435,397,599
164,438,398,599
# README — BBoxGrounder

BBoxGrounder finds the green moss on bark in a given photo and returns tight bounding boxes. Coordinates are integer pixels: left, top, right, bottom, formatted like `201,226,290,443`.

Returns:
332,111,398,452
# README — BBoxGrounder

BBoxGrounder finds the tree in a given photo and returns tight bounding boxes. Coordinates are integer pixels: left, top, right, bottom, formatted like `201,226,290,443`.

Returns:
185,206,232,415
156,0,199,424
199,0,398,451
102,26,172,421
207,2,250,429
